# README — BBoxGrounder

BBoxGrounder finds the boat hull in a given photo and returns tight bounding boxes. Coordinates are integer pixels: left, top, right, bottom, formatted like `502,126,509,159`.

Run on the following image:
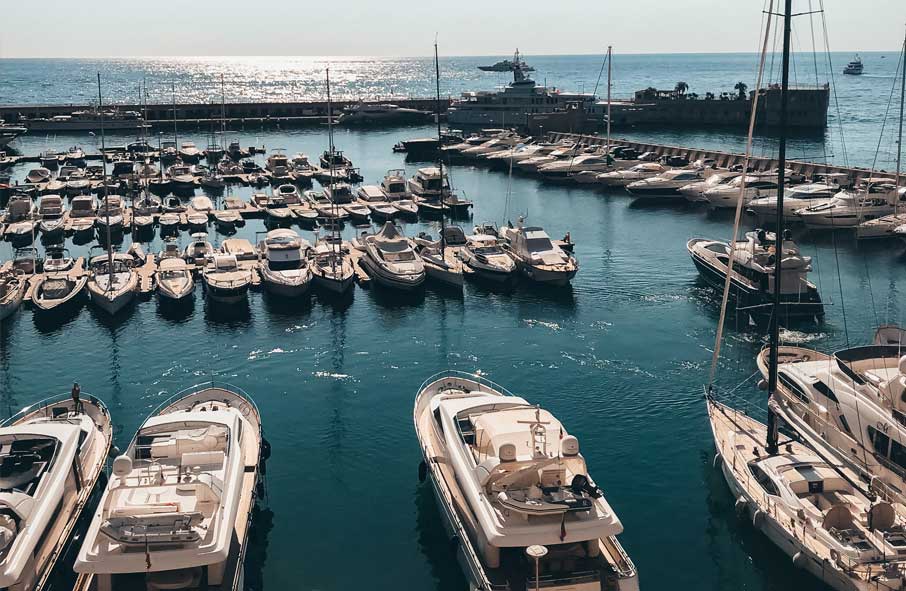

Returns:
87,284,135,315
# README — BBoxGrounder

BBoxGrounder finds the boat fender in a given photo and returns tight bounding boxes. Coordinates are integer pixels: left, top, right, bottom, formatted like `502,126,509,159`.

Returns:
792,551,807,569
261,437,272,461
734,497,747,516
829,549,840,564
713,452,722,468
108,444,121,458
751,509,765,528
418,460,428,483
449,535,459,551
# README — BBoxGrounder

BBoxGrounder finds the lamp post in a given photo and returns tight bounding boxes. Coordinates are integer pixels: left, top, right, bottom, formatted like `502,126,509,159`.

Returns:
526,544,548,591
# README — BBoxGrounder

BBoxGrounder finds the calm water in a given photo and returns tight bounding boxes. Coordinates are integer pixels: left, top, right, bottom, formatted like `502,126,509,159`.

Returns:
0,52,904,591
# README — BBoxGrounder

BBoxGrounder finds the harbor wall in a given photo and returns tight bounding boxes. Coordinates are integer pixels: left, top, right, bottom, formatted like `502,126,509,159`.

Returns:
0,98,450,125
547,132,893,184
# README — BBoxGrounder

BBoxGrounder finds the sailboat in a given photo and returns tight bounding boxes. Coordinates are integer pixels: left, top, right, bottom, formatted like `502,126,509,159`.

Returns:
419,41,464,288
705,8,906,590
310,67,355,295
87,74,138,316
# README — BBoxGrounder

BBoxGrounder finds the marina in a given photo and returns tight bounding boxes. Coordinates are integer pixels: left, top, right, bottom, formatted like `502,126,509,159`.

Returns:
3,7,906,589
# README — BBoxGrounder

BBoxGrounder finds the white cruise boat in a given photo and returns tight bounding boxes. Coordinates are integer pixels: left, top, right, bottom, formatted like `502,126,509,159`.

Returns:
746,180,842,223
679,171,742,203
538,153,612,178
460,234,517,281
0,391,112,591
336,101,429,125
500,222,577,286
796,181,900,229
595,162,665,187
258,229,312,297
74,384,264,591
24,109,143,132
157,258,195,303
757,326,906,508
360,222,425,290
702,175,778,209
448,63,595,127
708,397,906,591
0,120,27,148
414,372,639,591
625,168,703,199
407,167,449,201
843,55,864,75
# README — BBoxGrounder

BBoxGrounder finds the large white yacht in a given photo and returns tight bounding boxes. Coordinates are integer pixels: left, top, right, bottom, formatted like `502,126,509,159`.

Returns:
336,102,430,125
708,397,906,591
0,391,111,591
258,229,312,297
24,109,144,132
414,372,639,591
500,221,577,286
758,326,906,506
796,180,902,229
537,153,612,178
448,63,595,127
702,175,779,209
74,384,264,591
595,163,665,188
625,168,703,199
746,179,842,223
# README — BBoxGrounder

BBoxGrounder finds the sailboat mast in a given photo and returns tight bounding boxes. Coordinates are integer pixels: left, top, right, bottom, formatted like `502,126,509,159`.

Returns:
896,29,906,197
435,40,445,252
221,74,226,149
606,46,612,151
766,0,793,456
98,73,114,287
326,67,338,272
172,83,178,147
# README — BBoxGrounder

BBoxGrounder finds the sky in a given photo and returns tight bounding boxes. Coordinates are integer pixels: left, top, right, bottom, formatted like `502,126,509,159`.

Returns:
0,0,902,58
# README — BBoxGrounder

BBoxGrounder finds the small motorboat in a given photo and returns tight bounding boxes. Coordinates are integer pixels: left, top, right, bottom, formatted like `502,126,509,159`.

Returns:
32,248,87,314
343,202,372,224
157,257,195,302
95,195,125,234
391,199,418,218
202,254,252,303
460,233,517,282
26,167,52,184
359,222,425,291
178,141,202,162
184,232,214,265
36,194,66,238
163,195,186,213
265,196,293,223
0,268,26,321
158,212,181,233
213,209,242,230
258,228,313,297
86,251,138,315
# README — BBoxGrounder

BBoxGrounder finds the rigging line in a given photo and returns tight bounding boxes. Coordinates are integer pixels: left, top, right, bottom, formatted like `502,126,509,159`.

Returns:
591,49,609,98
707,0,775,392
817,0,848,167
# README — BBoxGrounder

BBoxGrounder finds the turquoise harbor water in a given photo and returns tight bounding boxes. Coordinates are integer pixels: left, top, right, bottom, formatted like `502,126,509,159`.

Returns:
0,53,905,590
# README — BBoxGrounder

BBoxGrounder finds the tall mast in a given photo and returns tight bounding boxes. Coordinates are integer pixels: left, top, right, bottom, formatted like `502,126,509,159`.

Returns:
98,73,114,288
766,0,793,456
221,74,226,149
606,46,612,151
435,40,446,253
326,67,338,273
896,29,906,198
172,83,178,147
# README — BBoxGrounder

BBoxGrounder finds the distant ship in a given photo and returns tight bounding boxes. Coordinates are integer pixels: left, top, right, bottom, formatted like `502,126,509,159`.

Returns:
478,49,535,72
843,55,863,75
0,119,27,147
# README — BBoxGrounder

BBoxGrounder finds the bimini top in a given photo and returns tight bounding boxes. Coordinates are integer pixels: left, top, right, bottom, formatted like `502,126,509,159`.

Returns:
373,222,410,252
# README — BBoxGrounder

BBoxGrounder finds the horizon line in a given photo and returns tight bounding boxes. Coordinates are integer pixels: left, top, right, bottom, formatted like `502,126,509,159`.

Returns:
0,49,895,60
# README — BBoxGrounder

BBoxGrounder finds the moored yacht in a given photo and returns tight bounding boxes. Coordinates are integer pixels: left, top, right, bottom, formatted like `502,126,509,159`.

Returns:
0,391,112,591
74,383,264,591
843,55,864,75
157,258,195,302
679,171,743,203
687,229,823,320
500,222,577,286
310,239,355,294
87,251,138,315
702,175,779,209
202,254,252,303
796,180,900,229
32,249,88,314
460,233,517,281
625,168,703,199
258,229,312,297
537,153,611,178
414,372,639,591
746,178,843,223
360,222,425,290
595,163,665,188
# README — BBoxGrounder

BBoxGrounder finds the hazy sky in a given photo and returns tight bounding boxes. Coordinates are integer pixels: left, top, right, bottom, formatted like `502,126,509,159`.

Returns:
0,0,902,58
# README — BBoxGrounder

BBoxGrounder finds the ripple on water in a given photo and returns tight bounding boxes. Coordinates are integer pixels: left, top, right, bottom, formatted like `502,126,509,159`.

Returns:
523,319,561,331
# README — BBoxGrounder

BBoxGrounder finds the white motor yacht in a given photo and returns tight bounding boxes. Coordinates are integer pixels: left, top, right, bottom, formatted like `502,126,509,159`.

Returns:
595,163,665,187
0,392,112,591
360,222,425,290
357,185,395,220
746,180,841,223
95,195,125,234
157,257,195,302
702,175,778,209
408,167,449,201
414,372,639,591
336,101,430,125
460,233,517,281
74,384,264,591
184,233,214,266
87,252,137,315
796,181,900,229
679,171,742,203
538,153,612,178
500,222,577,286
0,269,27,322
625,168,703,199
258,229,313,297
178,141,202,162
69,195,97,234
202,254,252,304
36,194,65,237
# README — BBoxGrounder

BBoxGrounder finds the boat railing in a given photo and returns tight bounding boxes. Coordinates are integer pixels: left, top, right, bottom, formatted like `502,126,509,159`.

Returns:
417,370,517,398
147,381,261,439
2,391,107,426
527,570,598,589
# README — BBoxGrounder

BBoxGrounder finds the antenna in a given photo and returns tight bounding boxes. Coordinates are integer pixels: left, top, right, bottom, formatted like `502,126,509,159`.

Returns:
97,73,114,292
435,38,446,255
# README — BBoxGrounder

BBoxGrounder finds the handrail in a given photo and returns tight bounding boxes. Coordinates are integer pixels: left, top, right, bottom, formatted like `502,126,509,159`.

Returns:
2,391,107,426
150,380,260,422
417,370,516,398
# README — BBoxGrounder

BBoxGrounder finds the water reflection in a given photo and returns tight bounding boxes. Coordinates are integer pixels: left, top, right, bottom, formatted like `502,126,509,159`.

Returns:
156,293,196,324
31,298,86,335
244,506,275,591
203,296,252,329
414,483,468,591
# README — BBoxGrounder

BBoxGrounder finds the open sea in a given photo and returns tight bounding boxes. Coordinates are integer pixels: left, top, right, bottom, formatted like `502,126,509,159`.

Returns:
1,52,905,590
